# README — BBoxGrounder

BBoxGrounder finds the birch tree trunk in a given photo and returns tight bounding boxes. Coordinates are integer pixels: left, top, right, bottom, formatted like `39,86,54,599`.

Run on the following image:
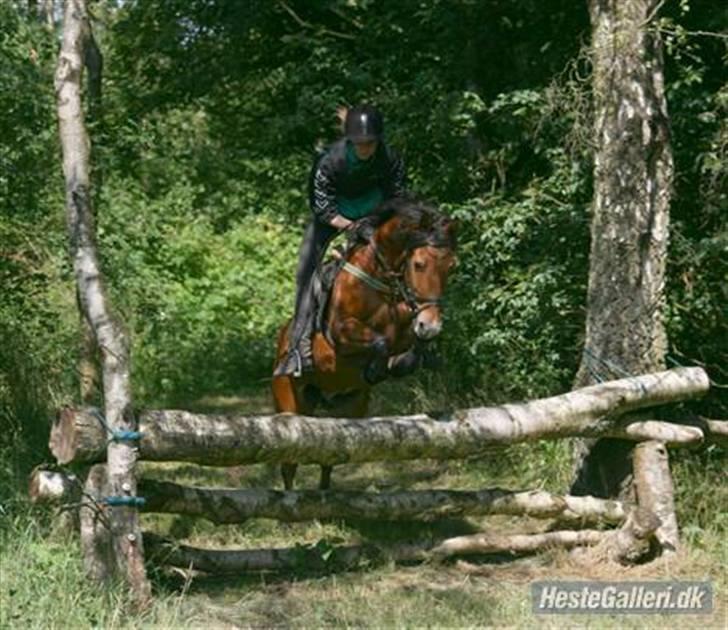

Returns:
55,0,150,604
77,15,102,404
572,0,674,503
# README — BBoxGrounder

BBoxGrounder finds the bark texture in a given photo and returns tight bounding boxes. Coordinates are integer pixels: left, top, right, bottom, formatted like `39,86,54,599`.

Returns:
572,0,675,501
77,19,102,404
706,420,728,446
55,0,150,604
50,368,708,467
571,506,661,565
145,525,643,574
79,464,114,583
29,467,81,536
633,441,679,553
430,530,605,559
29,471,627,525
29,468,81,504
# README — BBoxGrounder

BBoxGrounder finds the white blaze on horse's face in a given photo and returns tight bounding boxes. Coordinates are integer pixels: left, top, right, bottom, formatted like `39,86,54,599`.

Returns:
407,246,456,340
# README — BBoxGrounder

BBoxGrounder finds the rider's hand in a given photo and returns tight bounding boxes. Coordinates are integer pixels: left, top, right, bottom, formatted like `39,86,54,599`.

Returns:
348,220,376,242
330,215,353,230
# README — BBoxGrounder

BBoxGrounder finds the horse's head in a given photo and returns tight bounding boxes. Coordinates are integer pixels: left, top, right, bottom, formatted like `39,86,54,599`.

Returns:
372,199,457,340
405,210,457,340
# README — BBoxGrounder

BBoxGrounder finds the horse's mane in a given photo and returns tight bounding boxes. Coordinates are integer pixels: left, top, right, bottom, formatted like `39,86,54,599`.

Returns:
357,196,456,250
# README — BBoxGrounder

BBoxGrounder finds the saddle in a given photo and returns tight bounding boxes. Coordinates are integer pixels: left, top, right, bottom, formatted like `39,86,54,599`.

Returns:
311,248,346,340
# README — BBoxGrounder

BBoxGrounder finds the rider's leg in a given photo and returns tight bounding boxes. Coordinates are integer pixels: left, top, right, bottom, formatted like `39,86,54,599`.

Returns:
274,219,338,376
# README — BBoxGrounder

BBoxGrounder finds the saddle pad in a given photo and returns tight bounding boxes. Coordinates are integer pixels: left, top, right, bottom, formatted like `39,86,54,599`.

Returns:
313,256,345,336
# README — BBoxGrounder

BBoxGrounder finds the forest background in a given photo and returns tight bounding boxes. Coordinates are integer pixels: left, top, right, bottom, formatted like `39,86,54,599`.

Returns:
0,0,725,626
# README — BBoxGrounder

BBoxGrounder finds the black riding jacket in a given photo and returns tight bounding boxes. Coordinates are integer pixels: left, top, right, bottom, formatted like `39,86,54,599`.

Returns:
308,138,407,224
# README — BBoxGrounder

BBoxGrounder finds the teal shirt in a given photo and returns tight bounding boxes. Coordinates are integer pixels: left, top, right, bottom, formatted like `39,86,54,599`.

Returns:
336,142,384,220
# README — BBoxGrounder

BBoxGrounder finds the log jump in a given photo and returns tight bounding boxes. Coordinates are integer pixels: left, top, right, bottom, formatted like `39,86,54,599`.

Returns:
41,367,718,577
51,367,709,467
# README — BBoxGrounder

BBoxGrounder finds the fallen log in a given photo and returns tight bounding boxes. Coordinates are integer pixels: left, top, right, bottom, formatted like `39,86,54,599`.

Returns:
28,467,82,536
570,507,661,565
144,524,632,574
140,481,627,525
144,533,413,573
29,468,81,504
50,368,709,467
608,420,703,445
704,419,727,447
429,530,604,558
27,469,626,525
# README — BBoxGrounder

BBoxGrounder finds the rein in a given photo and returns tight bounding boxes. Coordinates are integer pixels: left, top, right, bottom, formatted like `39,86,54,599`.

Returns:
342,238,443,316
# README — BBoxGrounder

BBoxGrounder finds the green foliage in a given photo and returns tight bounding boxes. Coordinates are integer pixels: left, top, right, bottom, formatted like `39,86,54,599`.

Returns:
439,86,592,401
0,6,77,464
95,174,299,402
0,0,725,472
0,0,723,450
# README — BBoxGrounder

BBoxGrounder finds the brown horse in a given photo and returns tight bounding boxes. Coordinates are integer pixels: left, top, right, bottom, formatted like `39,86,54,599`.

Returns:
272,198,457,489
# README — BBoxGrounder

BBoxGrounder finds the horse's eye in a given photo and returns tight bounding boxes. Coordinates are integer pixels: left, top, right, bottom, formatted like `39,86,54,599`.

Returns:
414,260,426,271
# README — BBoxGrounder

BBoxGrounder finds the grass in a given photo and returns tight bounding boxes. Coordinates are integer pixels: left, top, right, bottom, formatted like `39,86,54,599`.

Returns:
0,380,725,628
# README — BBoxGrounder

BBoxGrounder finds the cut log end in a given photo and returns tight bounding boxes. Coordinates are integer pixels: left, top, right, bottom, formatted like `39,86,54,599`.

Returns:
49,407,107,465
29,468,80,503
49,407,80,465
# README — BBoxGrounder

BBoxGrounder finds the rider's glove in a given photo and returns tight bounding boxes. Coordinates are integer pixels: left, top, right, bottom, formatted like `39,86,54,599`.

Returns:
349,220,376,242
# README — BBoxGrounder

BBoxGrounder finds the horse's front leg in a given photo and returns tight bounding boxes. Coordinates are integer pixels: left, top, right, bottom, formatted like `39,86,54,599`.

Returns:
332,317,390,384
387,341,441,378
319,389,371,490
386,347,421,378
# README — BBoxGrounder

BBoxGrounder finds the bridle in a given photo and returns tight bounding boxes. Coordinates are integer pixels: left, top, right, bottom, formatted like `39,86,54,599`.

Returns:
342,237,446,317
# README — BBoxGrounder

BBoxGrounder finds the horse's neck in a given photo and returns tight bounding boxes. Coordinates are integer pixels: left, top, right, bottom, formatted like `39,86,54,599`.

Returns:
349,225,406,272
347,244,376,270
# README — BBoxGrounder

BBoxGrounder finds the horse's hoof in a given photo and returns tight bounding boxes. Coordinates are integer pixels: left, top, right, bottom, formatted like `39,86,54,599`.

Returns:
363,363,387,385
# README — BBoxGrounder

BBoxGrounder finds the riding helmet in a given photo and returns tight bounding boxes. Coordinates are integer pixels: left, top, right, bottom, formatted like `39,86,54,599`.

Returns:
344,105,384,143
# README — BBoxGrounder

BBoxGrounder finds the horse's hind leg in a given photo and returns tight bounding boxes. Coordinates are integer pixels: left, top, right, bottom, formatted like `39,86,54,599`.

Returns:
282,463,298,491
319,465,332,491
319,388,371,490
272,323,313,490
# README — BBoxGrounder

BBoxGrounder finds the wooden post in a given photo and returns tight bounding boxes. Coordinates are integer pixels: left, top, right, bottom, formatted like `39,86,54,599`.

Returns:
55,0,150,605
633,440,679,554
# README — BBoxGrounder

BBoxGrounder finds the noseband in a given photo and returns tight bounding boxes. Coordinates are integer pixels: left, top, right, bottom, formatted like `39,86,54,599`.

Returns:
342,237,445,317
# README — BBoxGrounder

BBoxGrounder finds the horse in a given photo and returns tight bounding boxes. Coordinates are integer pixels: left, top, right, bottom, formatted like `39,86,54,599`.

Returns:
271,197,457,490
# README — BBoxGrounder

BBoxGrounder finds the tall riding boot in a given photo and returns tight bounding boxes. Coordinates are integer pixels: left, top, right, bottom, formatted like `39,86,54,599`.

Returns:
274,219,338,378
274,283,317,377
274,315,315,377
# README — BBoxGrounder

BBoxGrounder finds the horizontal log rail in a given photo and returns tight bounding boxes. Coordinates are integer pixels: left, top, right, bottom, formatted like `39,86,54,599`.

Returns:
50,368,709,467
145,507,658,573
29,469,627,525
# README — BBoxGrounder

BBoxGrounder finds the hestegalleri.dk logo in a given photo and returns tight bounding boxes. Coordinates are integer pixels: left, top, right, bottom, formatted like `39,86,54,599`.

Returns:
531,581,713,615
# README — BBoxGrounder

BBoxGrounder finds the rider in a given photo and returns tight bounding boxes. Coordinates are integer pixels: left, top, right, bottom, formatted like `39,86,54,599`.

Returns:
274,104,407,377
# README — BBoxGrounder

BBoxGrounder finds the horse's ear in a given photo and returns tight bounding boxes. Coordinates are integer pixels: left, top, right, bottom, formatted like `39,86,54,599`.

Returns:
419,211,434,231
435,215,458,233
437,216,458,247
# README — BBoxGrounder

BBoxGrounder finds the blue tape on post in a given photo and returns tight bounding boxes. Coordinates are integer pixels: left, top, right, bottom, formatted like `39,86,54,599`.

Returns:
90,410,143,442
103,496,146,508
110,430,143,442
